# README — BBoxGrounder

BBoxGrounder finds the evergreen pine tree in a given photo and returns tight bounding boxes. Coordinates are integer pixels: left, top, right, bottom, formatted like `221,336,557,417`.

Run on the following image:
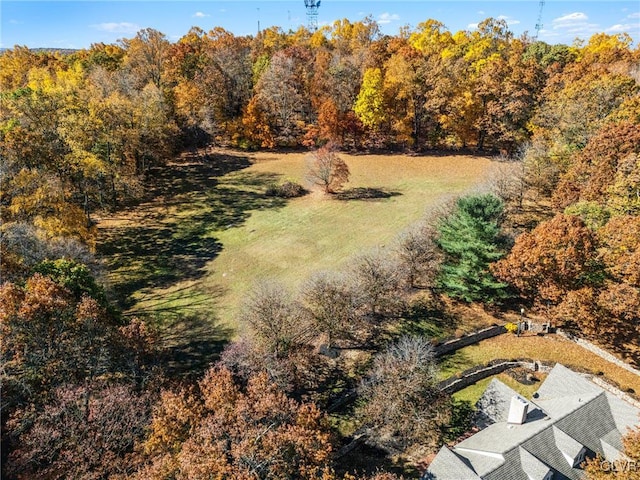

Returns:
436,194,508,302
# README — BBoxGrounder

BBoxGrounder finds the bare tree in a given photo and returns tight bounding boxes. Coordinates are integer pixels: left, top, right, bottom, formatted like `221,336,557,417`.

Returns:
396,222,441,289
482,148,527,212
254,48,313,146
306,144,350,193
349,250,406,322
240,280,312,358
300,271,363,348
1,222,103,283
358,336,450,452
220,335,329,395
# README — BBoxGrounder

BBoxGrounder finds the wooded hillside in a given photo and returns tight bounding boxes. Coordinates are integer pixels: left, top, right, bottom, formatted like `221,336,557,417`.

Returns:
1,20,637,245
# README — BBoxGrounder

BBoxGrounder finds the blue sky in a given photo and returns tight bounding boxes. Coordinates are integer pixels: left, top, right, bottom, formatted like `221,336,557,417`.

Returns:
1,1,639,49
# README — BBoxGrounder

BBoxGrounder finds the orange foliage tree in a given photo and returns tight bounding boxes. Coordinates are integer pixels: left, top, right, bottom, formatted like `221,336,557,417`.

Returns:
306,145,350,193
553,122,640,210
585,426,640,479
492,214,600,304
137,366,334,479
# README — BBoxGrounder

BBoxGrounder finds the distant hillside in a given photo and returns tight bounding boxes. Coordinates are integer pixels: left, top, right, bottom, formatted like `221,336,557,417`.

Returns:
0,47,79,55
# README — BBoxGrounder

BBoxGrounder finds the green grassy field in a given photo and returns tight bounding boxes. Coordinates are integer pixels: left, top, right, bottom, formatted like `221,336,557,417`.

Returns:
98,148,640,406
451,372,547,405
200,152,497,325
98,149,497,362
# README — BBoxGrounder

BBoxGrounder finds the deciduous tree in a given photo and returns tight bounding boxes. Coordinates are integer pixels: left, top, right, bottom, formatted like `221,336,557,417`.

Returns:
240,280,312,358
396,222,441,289
301,271,362,347
349,250,406,322
5,382,151,480
0,275,116,407
121,28,170,90
138,366,334,479
585,427,640,479
354,68,386,131
251,47,313,147
492,214,600,303
358,336,450,452
598,215,640,286
306,145,350,193
531,70,637,166
553,121,640,210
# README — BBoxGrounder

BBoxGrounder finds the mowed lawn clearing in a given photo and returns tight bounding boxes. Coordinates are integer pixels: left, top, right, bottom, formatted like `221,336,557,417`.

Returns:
142,151,496,328
452,372,548,405
101,149,498,340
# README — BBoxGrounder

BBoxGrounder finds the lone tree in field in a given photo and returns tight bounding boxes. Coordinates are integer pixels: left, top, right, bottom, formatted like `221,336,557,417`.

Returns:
306,144,350,193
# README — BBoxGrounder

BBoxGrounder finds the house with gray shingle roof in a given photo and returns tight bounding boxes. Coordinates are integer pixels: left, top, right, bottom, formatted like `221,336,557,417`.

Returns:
425,364,639,480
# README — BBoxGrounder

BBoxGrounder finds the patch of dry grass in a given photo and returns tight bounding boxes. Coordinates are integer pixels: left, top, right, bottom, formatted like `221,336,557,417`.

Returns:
440,333,640,394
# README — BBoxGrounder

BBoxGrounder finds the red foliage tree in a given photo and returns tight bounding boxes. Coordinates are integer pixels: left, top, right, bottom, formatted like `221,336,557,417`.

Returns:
306,145,351,193
6,382,151,480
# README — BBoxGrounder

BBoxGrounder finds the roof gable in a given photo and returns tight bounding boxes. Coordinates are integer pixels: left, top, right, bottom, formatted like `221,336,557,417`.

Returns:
553,426,586,466
476,378,522,428
424,446,481,480
425,364,640,480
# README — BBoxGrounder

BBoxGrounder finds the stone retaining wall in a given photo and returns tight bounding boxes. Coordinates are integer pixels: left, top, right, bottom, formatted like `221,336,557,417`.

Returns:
434,325,506,357
591,376,640,408
438,360,532,394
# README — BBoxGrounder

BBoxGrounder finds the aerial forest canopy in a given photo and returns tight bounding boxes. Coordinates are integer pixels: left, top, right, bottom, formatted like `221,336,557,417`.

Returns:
0,19,638,244
1,15,640,480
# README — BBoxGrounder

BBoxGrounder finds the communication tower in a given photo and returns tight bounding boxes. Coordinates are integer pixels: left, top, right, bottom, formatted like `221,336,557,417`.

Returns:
304,0,321,32
534,0,545,39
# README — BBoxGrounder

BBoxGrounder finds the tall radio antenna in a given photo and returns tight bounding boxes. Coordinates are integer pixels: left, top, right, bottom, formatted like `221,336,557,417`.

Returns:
534,0,545,40
257,7,261,34
304,0,321,31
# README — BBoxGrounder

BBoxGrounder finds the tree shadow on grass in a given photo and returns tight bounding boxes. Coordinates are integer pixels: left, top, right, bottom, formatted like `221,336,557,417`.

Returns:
336,442,415,478
399,316,448,339
133,284,233,378
145,151,253,199
98,151,287,310
335,187,402,201
437,350,473,377
398,299,455,340
158,312,234,379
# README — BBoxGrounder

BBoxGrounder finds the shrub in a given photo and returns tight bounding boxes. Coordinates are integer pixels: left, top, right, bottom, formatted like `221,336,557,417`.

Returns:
266,181,307,198
505,322,519,334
